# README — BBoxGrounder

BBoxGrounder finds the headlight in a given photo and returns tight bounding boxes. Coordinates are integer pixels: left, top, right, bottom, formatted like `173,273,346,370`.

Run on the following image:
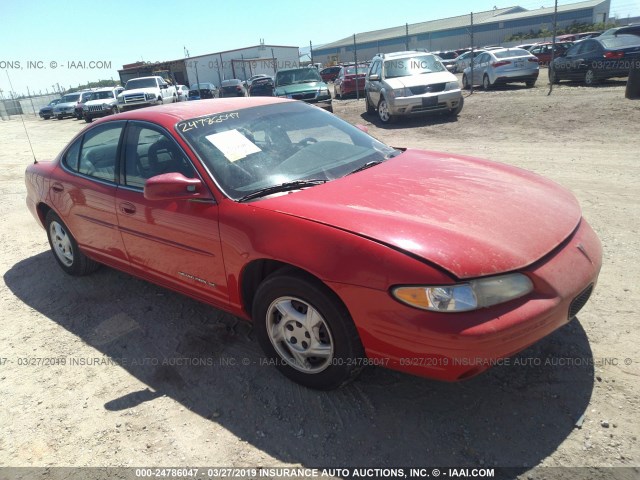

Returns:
117,97,124,104
391,273,533,312
145,93,156,100
102,103,110,110
444,81,460,91
390,87,411,98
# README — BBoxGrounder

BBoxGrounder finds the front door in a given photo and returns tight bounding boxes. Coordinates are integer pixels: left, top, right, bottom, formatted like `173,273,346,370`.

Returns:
115,121,228,305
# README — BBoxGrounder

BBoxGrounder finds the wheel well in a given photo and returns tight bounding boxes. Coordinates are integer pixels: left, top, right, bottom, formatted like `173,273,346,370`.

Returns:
36,203,52,227
240,260,327,317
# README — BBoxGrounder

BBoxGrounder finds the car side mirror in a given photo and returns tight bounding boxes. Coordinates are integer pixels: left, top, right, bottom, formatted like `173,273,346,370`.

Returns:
144,173,211,201
368,74,380,81
159,84,168,89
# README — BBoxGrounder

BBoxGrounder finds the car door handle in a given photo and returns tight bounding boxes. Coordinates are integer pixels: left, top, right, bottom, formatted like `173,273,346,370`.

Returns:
51,182,64,193
119,202,136,215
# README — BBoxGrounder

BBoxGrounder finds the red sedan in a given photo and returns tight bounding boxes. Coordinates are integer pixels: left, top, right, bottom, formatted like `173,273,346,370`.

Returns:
528,42,573,65
25,98,601,389
334,65,368,99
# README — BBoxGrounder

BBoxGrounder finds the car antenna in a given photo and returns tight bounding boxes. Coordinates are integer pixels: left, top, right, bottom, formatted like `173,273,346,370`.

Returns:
5,71,38,164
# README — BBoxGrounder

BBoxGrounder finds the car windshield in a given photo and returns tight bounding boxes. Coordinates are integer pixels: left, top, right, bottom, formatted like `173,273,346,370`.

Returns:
275,69,322,86
191,83,213,89
92,91,113,100
176,102,398,201
601,35,640,48
125,78,157,90
494,49,531,58
439,51,458,59
383,55,445,78
61,93,80,102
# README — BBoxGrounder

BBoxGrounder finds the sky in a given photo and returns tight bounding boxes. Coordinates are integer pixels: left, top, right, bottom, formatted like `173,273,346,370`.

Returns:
1,0,638,96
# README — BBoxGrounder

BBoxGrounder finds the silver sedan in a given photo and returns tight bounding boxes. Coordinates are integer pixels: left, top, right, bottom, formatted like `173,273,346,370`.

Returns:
462,48,539,89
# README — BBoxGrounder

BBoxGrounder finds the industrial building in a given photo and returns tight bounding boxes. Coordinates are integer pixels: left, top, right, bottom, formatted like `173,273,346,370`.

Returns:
118,44,299,87
313,0,610,65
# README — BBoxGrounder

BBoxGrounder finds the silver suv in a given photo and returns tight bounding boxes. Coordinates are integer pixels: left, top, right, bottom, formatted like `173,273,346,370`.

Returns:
365,51,463,123
82,87,124,123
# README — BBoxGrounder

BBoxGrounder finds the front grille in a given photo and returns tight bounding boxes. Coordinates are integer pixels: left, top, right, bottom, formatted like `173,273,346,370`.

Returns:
88,105,105,112
292,92,316,100
123,93,145,103
569,284,594,318
411,102,448,112
410,83,446,95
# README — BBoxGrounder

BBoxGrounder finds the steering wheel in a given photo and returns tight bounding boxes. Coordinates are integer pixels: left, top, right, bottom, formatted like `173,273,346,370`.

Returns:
297,137,318,147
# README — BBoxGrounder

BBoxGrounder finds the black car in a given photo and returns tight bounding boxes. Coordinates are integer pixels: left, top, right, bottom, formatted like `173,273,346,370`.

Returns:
39,98,61,119
549,35,640,86
188,83,217,100
220,79,247,97
248,76,274,96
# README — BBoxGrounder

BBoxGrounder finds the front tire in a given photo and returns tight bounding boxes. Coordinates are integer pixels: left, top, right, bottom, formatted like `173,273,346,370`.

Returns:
45,211,100,276
253,272,364,390
377,97,395,124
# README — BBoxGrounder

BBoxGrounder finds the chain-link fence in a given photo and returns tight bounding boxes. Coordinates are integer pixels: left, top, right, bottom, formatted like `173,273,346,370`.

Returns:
0,93,61,120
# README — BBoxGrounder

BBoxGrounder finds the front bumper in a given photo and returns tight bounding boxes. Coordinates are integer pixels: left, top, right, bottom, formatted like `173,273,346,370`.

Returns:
388,90,462,116
328,218,602,381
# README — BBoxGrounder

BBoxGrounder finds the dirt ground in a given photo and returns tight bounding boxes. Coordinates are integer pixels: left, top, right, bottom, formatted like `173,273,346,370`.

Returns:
0,73,639,479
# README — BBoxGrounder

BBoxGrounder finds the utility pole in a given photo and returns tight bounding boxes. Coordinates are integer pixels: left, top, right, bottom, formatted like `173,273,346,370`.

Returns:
470,12,474,94
309,41,314,66
353,34,360,100
548,0,558,95
405,23,409,51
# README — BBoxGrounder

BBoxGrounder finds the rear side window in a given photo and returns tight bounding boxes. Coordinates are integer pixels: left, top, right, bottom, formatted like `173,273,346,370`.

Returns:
62,138,82,172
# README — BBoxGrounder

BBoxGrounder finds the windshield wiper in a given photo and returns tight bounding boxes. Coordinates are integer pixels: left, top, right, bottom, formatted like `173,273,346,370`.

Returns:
347,161,383,175
238,179,328,202
347,151,400,176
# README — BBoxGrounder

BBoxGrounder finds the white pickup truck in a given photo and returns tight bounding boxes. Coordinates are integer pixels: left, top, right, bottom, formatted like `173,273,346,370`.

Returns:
117,76,177,111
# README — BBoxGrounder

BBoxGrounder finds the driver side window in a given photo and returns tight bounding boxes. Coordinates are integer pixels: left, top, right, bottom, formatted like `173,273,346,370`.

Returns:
123,124,196,189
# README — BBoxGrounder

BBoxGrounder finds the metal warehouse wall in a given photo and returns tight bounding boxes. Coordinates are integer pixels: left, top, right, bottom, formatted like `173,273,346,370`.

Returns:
313,4,609,65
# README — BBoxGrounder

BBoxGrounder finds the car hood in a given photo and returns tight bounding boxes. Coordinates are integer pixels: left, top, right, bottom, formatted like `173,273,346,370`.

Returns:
85,99,114,106
254,149,581,279
120,87,157,96
275,82,327,94
385,71,457,88
53,101,77,109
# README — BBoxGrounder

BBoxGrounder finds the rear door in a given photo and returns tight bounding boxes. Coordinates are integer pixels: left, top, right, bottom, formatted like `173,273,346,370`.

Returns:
115,121,229,305
50,121,129,268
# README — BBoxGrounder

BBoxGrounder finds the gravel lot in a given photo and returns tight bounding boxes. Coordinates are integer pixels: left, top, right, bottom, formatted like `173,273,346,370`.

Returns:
0,74,639,479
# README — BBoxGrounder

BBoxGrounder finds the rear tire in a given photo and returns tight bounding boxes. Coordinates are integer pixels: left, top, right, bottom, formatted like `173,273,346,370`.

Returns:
482,74,492,91
253,272,364,390
45,211,100,276
462,74,470,90
525,79,536,88
365,94,375,114
585,69,598,86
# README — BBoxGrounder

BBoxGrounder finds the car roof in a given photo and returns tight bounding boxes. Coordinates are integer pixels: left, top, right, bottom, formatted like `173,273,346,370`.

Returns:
95,97,294,128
